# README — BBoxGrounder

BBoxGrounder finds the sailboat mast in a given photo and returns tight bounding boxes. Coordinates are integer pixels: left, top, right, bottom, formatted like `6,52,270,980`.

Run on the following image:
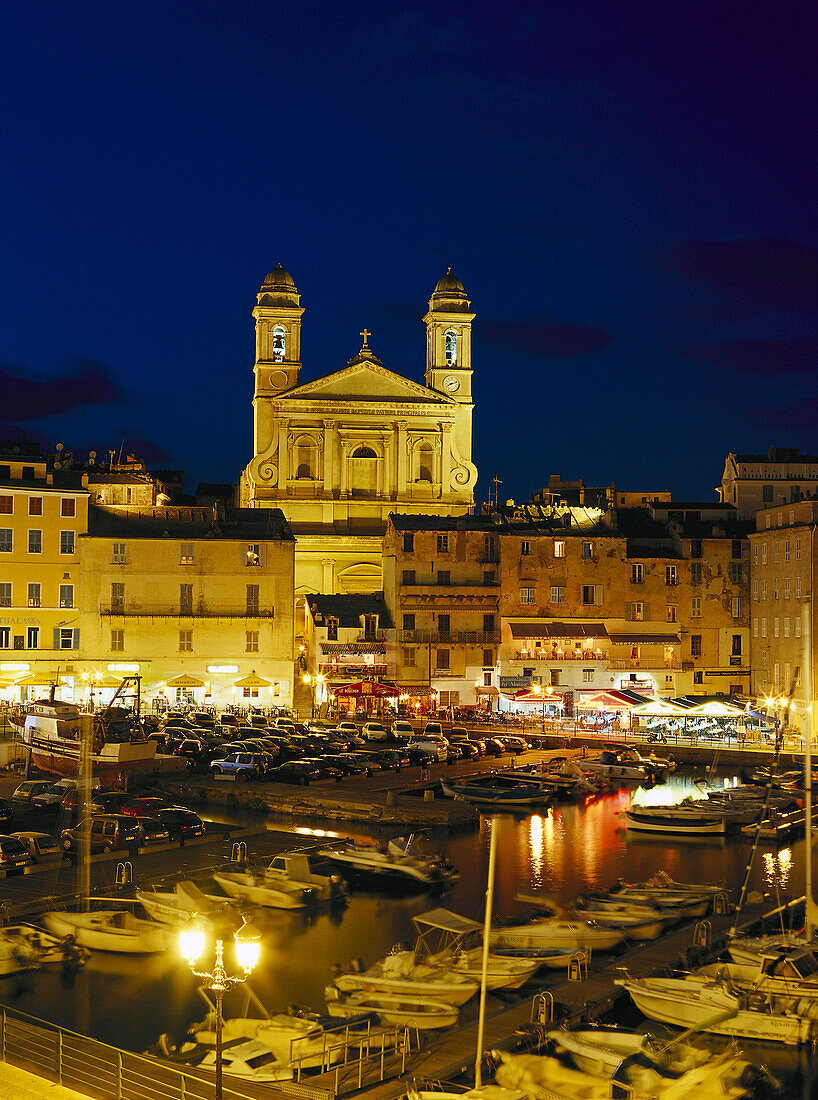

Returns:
474,821,497,1088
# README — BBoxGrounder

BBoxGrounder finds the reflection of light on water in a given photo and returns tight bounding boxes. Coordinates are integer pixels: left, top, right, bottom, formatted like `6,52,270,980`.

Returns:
529,814,545,882
292,826,343,838
762,847,793,891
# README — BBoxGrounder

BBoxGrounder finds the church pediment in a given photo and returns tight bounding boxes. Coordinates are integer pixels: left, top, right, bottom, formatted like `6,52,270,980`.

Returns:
278,361,452,405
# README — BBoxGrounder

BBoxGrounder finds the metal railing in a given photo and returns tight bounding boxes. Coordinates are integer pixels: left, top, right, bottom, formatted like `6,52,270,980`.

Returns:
399,630,500,644
99,603,274,618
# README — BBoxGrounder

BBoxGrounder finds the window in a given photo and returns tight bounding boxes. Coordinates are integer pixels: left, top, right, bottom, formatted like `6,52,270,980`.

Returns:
111,582,125,613
436,534,449,553
403,613,415,632
27,626,39,649
582,541,593,559
403,532,414,552
796,617,802,638
180,583,194,615
753,579,758,601
28,529,42,554
666,604,677,623
326,616,338,641
761,648,767,666
796,537,802,560
61,498,75,517
774,541,780,564
752,544,758,564
483,648,493,667
402,570,416,585
483,569,495,584
731,539,742,559
0,529,12,553
784,540,790,563
483,613,495,633
436,648,450,671
437,570,450,585
774,578,780,600
732,596,741,619
632,601,644,621
0,496,12,514
796,577,802,598
404,646,416,667
112,542,126,564
732,634,742,656
691,634,702,657
245,583,259,616
438,614,450,638
693,671,703,685
180,543,194,565
774,617,779,638
521,540,531,556
520,587,535,604
554,539,565,558
691,596,701,618
242,687,259,700
445,329,457,365
761,617,767,638
550,669,560,686
179,630,193,652
0,583,10,607
483,671,492,686
111,629,124,652
582,584,602,605
363,614,378,640
246,543,260,566
665,565,677,586
690,562,702,584
28,497,42,516
27,583,40,608
730,562,742,583
272,325,286,362
753,618,758,637
0,627,9,648
550,585,564,603
60,530,75,554
690,539,702,558
784,617,790,638
246,630,259,653
59,628,75,650
631,563,643,584
762,484,773,502
415,443,433,482
761,579,767,599
13,635,23,650
582,668,594,682
761,544,767,565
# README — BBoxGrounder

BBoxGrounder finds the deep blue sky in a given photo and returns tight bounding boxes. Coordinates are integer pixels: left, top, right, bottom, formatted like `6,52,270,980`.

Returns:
2,1,817,503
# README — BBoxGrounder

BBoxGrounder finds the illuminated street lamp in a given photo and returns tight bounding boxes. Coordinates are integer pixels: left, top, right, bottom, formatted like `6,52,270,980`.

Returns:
180,917,261,1100
302,672,325,719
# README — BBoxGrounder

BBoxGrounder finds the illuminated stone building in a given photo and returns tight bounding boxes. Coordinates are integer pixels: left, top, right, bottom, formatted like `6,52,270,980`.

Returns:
240,266,477,598
718,448,818,520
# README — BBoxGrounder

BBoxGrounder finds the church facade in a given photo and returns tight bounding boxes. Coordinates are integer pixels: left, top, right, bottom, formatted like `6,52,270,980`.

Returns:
241,266,478,595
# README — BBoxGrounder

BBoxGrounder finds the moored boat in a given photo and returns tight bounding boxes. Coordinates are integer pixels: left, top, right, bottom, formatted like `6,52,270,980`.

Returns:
136,880,242,927
325,987,458,1029
439,775,552,808
212,870,314,909
41,909,171,954
318,835,457,890
490,917,623,953
332,949,478,1005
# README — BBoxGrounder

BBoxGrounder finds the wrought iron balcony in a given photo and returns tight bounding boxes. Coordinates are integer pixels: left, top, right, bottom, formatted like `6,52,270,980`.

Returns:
399,630,500,645
99,603,274,619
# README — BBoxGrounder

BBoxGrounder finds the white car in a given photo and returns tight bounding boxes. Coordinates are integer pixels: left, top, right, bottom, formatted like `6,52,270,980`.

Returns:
362,722,387,742
336,721,359,737
391,721,414,741
32,778,101,808
407,733,449,762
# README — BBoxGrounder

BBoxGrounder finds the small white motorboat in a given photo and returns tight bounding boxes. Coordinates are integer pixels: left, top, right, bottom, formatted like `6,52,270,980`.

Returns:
698,947,818,1000
212,870,313,910
318,835,457,890
412,908,541,990
727,934,814,966
517,892,678,940
0,923,75,974
490,917,623,953
620,806,728,835
41,910,171,954
325,987,458,1029
254,851,347,904
136,881,241,927
333,949,478,1005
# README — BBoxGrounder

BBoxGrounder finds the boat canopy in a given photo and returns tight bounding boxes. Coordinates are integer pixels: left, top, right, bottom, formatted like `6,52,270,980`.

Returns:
412,909,482,935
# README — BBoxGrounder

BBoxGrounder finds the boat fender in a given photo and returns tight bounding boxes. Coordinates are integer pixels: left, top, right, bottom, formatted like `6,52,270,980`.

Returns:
350,957,364,973
324,985,340,1002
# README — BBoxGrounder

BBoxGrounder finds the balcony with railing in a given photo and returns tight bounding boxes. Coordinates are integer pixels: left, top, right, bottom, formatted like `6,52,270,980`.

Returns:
401,578,500,594
100,602,274,618
399,629,500,645
319,662,389,679
509,649,608,662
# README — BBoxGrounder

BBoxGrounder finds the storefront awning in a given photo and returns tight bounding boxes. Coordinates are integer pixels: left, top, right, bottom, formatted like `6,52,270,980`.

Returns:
321,642,386,655
631,699,690,716
576,689,650,711
513,689,563,703
475,685,499,697
509,621,608,640
609,633,681,645
397,684,436,697
331,680,398,698
233,672,272,689
164,674,205,688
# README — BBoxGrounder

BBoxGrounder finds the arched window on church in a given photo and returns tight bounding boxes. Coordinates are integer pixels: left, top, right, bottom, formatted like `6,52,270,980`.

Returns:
353,446,377,459
415,442,433,483
445,329,457,365
295,437,317,479
272,325,286,362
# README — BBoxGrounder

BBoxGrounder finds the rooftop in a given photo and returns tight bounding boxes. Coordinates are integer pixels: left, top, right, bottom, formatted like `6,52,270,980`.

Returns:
86,504,294,541
306,592,393,629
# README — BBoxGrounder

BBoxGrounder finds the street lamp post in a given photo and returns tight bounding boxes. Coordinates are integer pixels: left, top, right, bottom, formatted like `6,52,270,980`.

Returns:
180,918,261,1100
302,673,325,719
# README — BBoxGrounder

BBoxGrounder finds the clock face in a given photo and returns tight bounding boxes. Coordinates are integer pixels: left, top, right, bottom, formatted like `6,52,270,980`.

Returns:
443,375,460,393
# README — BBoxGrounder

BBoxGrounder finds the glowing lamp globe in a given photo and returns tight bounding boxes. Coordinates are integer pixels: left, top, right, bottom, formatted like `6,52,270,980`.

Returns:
179,923,205,964
234,919,261,973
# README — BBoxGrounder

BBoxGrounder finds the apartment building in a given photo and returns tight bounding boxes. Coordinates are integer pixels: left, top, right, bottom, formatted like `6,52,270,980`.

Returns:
0,444,88,698
79,504,295,708
749,500,817,733
383,515,501,707
303,593,395,712
718,448,818,520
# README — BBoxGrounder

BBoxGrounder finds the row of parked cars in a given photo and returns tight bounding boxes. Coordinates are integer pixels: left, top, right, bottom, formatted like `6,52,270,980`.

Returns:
151,711,530,785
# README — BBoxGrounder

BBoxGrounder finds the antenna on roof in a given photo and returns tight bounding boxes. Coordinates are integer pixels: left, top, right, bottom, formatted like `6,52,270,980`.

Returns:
489,475,502,508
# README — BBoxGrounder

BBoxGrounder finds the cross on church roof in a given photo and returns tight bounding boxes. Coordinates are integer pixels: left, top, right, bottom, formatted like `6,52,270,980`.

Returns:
360,328,371,350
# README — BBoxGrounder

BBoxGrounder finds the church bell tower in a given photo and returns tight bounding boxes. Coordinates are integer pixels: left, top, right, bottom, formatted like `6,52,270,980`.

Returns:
424,269,475,402
252,263,304,457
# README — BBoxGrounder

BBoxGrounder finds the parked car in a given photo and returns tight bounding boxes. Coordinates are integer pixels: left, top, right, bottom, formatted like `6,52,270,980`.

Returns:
406,732,449,762
150,808,206,840
11,831,64,863
132,817,172,845
0,835,31,870
319,754,374,778
89,791,132,814
119,796,176,818
292,757,345,781
32,778,101,809
0,799,14,829
494,734,527,753
482,736,506,757
61,815,143,854
367,747,410,770
390,721,414,742
274,717,296,732
190,711,216,729
335,721,359,738
268,761,321,785
12,780,54,804
446,743,465,764
347,750,387,771
217,713,241,730
422,721,444,737
362,721,387,742
210,752,265,779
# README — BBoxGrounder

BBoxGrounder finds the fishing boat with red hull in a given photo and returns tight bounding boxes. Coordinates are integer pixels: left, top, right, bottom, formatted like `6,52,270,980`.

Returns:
12,677,157,783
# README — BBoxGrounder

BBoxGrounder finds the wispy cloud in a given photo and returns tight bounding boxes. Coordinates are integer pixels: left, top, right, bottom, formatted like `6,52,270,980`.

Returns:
478,316,612,359
693,336,818,377
0,359,120,421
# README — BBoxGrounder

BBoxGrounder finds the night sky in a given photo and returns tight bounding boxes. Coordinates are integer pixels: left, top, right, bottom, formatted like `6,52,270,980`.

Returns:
2,2,817,503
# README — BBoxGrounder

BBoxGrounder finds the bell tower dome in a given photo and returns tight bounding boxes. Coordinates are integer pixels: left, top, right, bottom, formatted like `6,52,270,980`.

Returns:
424,269,475,402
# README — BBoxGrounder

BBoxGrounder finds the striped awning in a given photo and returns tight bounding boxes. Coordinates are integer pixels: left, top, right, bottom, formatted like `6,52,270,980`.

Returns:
321,642,386,655
509,622,608,640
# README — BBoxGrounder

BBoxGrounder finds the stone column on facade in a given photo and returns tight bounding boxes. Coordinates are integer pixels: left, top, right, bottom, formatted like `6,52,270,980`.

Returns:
322,420,335,495
440,421,452,501
322,558,335,592
433,437,443,499
396,421,408,495
339,437,348,498
278,422,289,487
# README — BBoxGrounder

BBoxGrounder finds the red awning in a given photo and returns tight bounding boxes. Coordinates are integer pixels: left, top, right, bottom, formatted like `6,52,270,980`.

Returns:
330,680,398,698
575,689,650,711
513,690,563,703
